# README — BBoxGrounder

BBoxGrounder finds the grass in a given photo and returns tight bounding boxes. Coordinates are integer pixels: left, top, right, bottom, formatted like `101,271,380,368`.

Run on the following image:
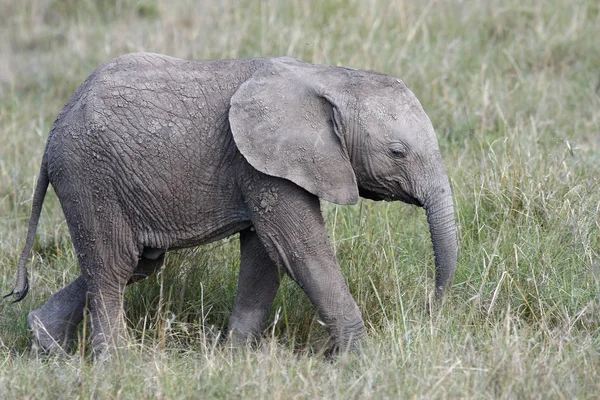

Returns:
1,0,599,398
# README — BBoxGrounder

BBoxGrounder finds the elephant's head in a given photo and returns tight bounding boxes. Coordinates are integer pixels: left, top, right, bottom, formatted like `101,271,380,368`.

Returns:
229,58,457,298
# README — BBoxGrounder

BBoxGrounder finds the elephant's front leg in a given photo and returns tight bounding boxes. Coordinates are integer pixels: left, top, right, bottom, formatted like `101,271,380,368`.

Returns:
28,275,88,354
228,228,284,346
249,179,366,353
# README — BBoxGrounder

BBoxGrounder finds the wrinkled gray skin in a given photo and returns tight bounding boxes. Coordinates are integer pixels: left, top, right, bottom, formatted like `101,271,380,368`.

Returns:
8,53,457,357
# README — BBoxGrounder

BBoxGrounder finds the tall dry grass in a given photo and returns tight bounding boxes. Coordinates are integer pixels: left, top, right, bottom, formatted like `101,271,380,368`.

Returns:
1,0,599,398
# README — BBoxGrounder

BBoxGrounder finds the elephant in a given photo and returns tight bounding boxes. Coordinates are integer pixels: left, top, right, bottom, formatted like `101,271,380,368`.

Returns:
6,53,457,357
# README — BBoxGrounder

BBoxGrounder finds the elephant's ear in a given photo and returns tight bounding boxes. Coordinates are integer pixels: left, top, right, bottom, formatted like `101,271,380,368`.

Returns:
229,58,359,205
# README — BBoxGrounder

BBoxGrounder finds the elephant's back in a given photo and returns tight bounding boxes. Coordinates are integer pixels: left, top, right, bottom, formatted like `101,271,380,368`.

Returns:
79,52,262,139
45,53,265,177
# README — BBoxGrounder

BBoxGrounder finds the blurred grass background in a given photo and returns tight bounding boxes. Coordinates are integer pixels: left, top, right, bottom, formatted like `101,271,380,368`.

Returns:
0,0,599,398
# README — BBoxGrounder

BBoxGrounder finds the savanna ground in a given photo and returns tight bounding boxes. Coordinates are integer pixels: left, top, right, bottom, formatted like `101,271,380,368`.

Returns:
0,0,599,398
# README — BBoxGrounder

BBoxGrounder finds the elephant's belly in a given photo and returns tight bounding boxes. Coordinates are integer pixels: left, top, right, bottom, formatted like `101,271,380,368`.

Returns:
141,216,252,251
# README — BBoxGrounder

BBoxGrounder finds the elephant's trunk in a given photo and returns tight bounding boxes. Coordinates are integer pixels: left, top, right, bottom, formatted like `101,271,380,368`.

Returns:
423,180,457,299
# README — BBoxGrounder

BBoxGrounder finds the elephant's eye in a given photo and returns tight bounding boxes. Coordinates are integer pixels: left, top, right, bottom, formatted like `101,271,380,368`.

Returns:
389,142,408,158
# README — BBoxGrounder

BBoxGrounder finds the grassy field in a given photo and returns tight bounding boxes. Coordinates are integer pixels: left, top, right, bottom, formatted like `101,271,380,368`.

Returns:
1,0,599,398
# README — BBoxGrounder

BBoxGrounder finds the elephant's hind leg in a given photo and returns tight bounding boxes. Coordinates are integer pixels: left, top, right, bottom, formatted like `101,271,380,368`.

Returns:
28,275,88,354
228,228,284,346
28,251,164,355
63,201,140,358
84,244,139,358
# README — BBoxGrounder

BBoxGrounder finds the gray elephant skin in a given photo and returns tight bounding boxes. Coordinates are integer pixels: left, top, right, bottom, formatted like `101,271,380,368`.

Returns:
7,53,457,357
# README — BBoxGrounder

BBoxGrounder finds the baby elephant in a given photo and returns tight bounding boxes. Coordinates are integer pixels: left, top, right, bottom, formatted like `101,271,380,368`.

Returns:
7,53,457,357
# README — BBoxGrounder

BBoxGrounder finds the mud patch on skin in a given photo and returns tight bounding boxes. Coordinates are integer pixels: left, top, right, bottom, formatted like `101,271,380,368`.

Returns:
255,187,279,215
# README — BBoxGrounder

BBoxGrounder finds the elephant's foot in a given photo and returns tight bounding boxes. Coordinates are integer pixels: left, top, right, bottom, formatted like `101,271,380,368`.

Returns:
324,324,366,359
90,331,126,362
28,276,88,354
28,307,81,354
225,328,263,350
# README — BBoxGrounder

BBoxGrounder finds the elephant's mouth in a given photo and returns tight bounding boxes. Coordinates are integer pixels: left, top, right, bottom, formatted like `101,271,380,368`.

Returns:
358,188,422,207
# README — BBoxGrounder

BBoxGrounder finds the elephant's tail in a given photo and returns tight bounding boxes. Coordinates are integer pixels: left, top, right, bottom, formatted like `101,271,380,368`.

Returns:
4,156,49,303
